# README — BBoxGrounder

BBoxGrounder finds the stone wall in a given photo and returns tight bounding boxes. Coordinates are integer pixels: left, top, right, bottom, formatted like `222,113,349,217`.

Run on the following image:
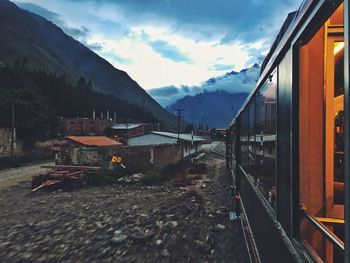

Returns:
110,144,183,172
59,144,183,172
0,128,22,158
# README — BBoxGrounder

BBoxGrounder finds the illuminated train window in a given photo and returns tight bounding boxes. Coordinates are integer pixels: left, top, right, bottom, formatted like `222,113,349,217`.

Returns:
299,4,344,262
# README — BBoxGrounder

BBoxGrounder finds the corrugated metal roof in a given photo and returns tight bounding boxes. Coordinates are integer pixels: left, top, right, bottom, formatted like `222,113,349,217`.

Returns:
152,132,205,142
112,124,143,130
66,136,122,146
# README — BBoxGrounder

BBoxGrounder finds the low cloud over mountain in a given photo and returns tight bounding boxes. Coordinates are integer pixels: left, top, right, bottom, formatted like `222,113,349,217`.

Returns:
148,63,260,107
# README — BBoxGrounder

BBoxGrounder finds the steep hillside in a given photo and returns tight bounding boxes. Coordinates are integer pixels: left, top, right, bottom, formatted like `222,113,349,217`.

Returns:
167,91,249,128
0,0,178,128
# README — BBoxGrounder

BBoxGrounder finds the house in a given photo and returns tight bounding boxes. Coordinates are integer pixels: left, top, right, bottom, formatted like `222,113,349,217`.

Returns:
58,136,122,166
110,123,152,139
60,118,110,136
127,131,204,158
211,128,227,140
0,128,21,157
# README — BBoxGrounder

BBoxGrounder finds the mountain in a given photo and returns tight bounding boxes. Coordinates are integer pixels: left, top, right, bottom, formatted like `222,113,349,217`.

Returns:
160,63,260,128
148,63,260,107
166,91,249,128
0,0,178,128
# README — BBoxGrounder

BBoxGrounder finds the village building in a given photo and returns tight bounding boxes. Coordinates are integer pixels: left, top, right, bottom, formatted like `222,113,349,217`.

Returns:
60,118,110,136
0,128,21,157
58,136,122,166
212,128,227,140
110,123,152,139
127,131,204,158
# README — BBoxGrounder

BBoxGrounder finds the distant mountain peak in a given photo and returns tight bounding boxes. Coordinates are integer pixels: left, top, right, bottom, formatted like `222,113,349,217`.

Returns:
148,63,260,108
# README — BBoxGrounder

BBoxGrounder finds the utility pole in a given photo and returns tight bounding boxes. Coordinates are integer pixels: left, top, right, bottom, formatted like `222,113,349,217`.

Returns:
10,101,15,160
175,108,184,142
125,118,129,142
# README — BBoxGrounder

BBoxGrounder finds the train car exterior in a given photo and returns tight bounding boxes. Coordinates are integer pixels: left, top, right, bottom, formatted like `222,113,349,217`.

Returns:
226,0,350,262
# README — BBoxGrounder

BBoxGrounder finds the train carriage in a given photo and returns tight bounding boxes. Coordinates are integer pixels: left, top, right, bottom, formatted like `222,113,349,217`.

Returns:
226,0,350,262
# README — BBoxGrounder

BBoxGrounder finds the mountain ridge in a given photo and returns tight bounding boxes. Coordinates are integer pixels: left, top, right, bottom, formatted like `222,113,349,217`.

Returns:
0,0,178,128
166,91,249,128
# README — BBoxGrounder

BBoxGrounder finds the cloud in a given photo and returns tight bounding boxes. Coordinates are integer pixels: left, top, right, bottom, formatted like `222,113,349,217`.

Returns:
17,2,91,41
85,42,104,51
102,51,132,65
65,0,301,44
212,64,234,71
14,0,301,88
149,40,190,63
148,86,179,97
16,2,64,24
148,63,260,107
65,26,89,39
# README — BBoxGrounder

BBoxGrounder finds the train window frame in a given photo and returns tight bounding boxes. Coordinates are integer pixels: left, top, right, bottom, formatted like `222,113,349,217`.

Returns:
238,68,278,214
295,3,346,262
256,69,278,212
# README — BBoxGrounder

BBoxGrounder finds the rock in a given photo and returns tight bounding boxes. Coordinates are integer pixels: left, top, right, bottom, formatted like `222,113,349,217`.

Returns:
215,209,225,215
155,239,162,246
195,240,206,248
163,221,177,231
131,227,148,242
111,230,127,244
161,248,170,257
102,247,110,254
156,221,163,228
162,233,168,242
132,173,143,180
215,224,226,230
170,221,178,228
96,222,103,229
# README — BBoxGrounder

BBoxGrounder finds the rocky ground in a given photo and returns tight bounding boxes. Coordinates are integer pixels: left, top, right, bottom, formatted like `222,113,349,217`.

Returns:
0,148,248,262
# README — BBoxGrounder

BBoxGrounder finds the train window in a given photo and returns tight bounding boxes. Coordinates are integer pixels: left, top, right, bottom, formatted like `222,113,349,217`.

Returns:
299,3,344,262
248,100,256,178
255,72,277,210
240,109,249,172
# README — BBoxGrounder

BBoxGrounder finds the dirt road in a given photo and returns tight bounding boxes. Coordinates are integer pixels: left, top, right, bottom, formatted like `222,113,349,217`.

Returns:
0,152,248,262
0,161,53,190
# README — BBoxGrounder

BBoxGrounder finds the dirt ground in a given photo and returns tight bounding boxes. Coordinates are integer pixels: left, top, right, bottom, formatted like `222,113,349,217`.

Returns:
0,149,248,262
0,161,53,190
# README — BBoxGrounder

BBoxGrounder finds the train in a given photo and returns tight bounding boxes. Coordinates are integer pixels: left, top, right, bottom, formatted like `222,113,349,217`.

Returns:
226,0,349,262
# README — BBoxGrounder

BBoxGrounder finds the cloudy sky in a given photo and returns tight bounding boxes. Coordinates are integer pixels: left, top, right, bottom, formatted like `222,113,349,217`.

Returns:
15,0,301,89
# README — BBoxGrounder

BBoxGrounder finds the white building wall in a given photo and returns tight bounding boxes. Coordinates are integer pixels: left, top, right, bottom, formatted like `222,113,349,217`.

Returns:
128,134,177,146
183,143,200,158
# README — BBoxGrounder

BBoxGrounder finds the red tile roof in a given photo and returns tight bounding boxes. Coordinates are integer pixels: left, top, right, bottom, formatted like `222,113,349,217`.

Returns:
66,136,122,147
